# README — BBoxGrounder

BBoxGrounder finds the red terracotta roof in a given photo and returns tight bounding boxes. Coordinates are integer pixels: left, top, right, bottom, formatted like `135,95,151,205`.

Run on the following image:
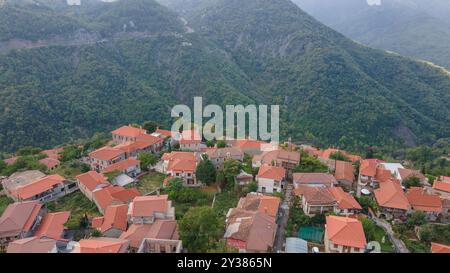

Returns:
89,147,124,161
431,242,450,253
91,217,104,229
433,180,450,193
334,160,355,182
75,237,130,253
39,157,60,169
93,186,140,212
0,201,43,237
233,139,266,150
41,148,63,159
155,129,173,138
129,195,169,217
102,157,140,174
99,204,129,233
13,174,66,200
179,129,202,144
7,237,56,253
326,215,366,249
294,186,336,205
76,171,109,192
162,152,197,172
257,164,285,181
374,179,410,210
329,187,362,210
253,149,300,165
293,173,337,187
112,126,146,138
34,211,70,240
3,156,18,166
398,168,426,181
237,193,280,218
375,168,392,183
119,220,178,249
360,159,384,177
406,187,442,213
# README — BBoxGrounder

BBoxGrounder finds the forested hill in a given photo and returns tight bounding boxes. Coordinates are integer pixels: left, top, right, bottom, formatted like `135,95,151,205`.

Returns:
0,0,450,153
159,0,450,148
291,0,450,70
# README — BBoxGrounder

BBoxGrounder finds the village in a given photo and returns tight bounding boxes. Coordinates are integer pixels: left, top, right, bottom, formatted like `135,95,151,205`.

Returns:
0,124,449,253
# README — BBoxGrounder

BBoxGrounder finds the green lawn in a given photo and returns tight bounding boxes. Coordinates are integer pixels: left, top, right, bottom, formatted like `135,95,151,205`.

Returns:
45,191,100,230
134,172,166,195
373,225,395,252
0,195,14,216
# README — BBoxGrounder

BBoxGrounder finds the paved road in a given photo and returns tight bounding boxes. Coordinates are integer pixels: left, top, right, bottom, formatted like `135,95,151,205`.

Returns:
372,217,410,253
273,183,294,253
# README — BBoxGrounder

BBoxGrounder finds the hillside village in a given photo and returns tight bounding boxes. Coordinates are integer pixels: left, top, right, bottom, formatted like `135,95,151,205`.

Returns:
0,124,449,253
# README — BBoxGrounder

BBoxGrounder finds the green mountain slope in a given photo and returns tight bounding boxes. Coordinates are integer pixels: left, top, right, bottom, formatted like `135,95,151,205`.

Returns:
292,0,450,70
161,0,450,148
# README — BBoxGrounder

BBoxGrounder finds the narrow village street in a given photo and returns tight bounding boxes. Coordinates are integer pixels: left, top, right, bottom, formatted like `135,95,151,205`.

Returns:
273,183,294,253
372,217,410,253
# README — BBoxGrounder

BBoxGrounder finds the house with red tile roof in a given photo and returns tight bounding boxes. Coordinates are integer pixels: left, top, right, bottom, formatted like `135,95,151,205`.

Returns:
329,187,362,215
293,173,337,188
120,220,180,251
115,135,164,158
39,157,60,170
359,159,385,186
128,195,175,224
89,147,126,172
76,171,110,201
7,174,77,202
432,176,450,197
256,164,286,194
71,237,130,253
236,193,280,218
324,215,366,253
431,242,450,253
34,211,70,240
3,156,18,166
92,185,140,214
0,201,45,251
112,125,147,144
229,139,267,156
102,157,141,178
224,209,276,253
7,236,57,253
374,179,411,219
179,129,203,151
319,148,362,163
205,147,244,170
151,128,178,147
294,186,337,216
161,151,199,187
92,204,128,238
406,187,442,221
252,149,300,171
334,160,355,190
41,148,63,160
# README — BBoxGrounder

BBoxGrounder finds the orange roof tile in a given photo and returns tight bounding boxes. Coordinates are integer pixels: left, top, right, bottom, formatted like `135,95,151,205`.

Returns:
374,179,410,210
102,157,140,174
433,180,450,193
293,173,337,187
112,126,146,138
89,147,124,161
99,204,128,233
326,215,366,249
329,187,362,210
34,211,70,240
91,217,104,229
162,151,198,172
39,157,60,169
431,242,450,253
179,129,202,144
75,237,130,253
233,139,266,150
238,193,280,217
130,195,169,217
406,187,442,213
155,129,173,138
334,160,355,182
360,159,384,177
0,201,43,237
13,174,66,200
7,237,56,253
41,148,63,159
257,164,285,181
76,171,109,192
119,220,178,249
375,168,392,183
93,186,140,212
294,186,336,205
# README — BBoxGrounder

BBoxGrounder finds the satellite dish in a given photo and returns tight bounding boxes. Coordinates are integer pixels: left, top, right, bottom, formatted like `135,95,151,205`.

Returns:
365,241,381,253
312,247,319,253
361,189,371,195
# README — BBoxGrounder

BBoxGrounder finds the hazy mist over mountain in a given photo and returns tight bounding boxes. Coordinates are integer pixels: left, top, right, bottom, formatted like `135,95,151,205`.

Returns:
291,0,450,69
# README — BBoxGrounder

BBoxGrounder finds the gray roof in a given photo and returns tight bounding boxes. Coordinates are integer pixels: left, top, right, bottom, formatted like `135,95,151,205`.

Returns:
285,237,308,253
